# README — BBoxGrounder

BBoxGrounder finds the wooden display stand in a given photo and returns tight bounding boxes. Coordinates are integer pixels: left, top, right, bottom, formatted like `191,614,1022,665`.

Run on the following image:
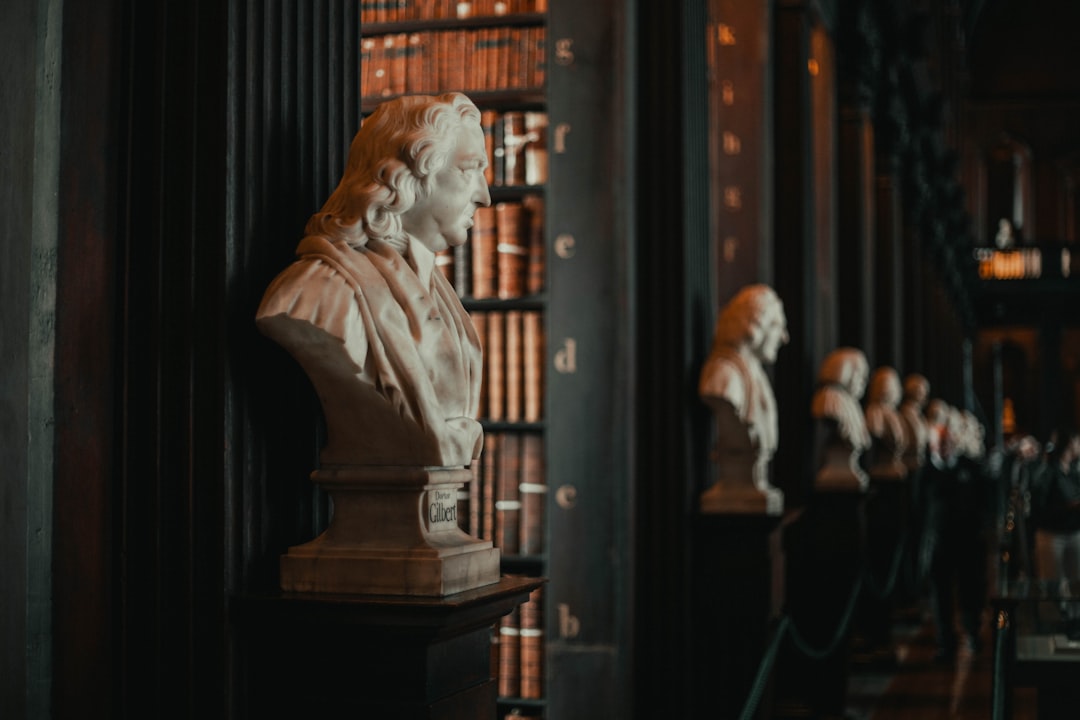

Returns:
854,475,910,664
774,488,867,719
691,511,797,718
235,575,544,719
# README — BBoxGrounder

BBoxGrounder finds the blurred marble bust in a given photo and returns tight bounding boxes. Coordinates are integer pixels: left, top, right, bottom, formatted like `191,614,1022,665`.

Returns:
812,347,870,491
899,373,930,471
257,92,491,468
864,366,908,480
699,284,788,514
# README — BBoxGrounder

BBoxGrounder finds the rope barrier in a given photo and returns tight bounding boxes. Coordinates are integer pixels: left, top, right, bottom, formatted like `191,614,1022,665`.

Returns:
992,611,1008,720
733,534,908,719
863,531,909,600
737,615,792,720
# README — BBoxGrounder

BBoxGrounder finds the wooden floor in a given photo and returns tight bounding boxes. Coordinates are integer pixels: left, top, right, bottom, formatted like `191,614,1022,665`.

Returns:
845,612,1038,720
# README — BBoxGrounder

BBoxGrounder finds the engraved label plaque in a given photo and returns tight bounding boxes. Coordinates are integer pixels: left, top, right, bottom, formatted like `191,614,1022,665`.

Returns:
425,487,459,532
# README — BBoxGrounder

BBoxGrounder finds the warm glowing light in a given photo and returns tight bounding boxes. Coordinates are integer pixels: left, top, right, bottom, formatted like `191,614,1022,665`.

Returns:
807,58,819,76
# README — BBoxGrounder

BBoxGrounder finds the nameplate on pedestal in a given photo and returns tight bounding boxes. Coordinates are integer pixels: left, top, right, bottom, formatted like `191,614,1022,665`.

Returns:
280,466,500,597
426,488,459,532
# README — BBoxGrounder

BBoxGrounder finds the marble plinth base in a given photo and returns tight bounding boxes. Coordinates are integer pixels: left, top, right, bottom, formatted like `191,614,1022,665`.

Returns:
814,466,869,493
774,488,867,719
281,466,500,596
690,511,797,718
235,576,544,720
700,481,784,516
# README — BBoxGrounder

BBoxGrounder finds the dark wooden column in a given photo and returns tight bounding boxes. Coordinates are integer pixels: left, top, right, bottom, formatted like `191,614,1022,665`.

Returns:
773,0,820,507
836,103,877,353
875,152,905,368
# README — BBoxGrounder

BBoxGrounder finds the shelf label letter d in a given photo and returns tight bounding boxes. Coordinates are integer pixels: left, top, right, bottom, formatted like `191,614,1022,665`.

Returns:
554,338,577,374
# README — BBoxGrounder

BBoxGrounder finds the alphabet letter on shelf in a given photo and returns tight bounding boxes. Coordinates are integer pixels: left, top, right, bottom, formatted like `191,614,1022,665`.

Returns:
554,338,577,374
555,233,576,259
558,603,581,639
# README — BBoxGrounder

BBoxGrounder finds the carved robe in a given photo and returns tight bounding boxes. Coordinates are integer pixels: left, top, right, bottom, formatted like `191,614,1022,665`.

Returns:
257,234,483,467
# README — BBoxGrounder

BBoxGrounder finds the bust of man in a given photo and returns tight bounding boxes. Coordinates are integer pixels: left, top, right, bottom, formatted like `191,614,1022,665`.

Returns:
812,347,871,491
698,284,788,514
899,373,930,472
257,92,491,468
864,366,908,481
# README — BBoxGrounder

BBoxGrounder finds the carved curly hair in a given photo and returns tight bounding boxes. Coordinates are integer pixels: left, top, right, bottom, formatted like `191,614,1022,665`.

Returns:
305,92,483,252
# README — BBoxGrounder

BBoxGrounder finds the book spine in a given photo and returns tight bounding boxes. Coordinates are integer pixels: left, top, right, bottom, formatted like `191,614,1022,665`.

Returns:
495,432,521,554
522,310,544,422
360,37,375,99
519,432,545,554
502,112,527,186
522,194,545,295
392,33,408,95
469,457,482,536
481,432,499,540
532,26,546,89
481,110,499,187
503,310,523,422
492,111,506,186
470,205,498,299
524,111,548,186
470,311,488,419
518,585,544,699
508,27,523,90
496,201,527,298
497,606,521,698
486,311,505,421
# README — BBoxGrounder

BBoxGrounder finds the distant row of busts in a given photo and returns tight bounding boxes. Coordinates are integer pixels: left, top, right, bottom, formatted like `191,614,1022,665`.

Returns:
699,284,985,517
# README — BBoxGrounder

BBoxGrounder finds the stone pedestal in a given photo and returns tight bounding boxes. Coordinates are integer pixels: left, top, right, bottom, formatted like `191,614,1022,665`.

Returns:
235,576,544,720
775,487,867,719
854,473,910,664
700,480,784,516
691,511,796,718
281,465,500,596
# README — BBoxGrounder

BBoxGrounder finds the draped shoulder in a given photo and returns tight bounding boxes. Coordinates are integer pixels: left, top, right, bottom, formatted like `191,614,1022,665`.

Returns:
256,253,368,373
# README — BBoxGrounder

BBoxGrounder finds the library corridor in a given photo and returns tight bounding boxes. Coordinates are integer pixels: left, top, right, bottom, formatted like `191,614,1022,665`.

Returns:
847,616,1037,720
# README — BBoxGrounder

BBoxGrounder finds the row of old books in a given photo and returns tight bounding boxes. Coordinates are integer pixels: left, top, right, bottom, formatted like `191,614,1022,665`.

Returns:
493,584,544,702
362,0,548,24
436,196,545,299
361,26,547,100
481,111,548,188
460,432,546,555
472,311,544,423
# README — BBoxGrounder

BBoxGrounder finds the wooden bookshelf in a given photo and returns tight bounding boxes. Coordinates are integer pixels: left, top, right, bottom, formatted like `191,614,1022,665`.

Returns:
360,2,633,717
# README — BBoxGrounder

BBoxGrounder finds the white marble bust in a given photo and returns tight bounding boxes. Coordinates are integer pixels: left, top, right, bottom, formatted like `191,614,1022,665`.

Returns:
864,366,908,480
698,284,788,514
811,347,871,491
899,373,930,472
257,92,491,468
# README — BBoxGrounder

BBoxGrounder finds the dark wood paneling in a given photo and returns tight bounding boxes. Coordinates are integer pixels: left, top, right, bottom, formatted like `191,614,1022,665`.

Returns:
51,1,125,717
1,1,43,716
44,1,361,717
633,0,707,716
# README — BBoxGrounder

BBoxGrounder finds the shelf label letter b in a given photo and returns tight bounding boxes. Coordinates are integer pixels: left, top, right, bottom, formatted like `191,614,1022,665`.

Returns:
558,603,581,639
